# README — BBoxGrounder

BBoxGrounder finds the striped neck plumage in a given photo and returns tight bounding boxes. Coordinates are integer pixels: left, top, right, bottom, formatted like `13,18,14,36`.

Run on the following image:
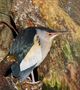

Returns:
36,29,52,60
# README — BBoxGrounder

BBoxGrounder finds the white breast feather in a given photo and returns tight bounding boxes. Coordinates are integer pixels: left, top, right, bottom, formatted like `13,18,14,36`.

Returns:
20,43,42,71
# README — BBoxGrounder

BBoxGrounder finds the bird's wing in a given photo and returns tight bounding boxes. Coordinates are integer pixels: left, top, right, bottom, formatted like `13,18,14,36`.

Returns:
20,42,42,71
10,28,36,77
10,28,36,63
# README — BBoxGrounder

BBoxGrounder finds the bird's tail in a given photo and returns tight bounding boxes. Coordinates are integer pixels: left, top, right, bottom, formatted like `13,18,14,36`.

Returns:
18,64,36,82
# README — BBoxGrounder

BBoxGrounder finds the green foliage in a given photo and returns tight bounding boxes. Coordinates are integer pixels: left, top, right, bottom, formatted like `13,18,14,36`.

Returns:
43,82,69,90
61,40,73,62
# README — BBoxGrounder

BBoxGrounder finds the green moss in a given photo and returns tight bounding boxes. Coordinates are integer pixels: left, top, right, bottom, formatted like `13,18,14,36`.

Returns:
43,82,69,90
62,40,73,62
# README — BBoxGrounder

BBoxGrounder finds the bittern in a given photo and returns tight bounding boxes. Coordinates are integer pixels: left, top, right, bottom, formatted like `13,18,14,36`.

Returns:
8,27,65,82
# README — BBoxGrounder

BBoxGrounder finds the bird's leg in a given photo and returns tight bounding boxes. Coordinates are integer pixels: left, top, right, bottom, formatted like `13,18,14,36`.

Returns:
31,71,35,82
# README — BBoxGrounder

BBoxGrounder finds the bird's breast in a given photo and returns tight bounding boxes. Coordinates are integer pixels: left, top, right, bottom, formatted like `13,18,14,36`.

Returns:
20,42,42,71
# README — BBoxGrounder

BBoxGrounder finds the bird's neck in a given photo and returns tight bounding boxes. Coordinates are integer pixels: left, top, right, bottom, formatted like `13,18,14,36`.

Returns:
40,37,52,60
36,30,52,60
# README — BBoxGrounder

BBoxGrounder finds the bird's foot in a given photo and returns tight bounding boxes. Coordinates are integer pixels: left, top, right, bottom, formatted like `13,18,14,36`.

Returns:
21,80,43,90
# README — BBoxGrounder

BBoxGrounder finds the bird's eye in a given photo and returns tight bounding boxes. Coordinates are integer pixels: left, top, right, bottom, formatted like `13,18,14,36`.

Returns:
48,33,52,36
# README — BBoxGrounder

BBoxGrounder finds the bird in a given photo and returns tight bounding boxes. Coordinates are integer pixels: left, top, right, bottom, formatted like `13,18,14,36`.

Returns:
7,27,65,82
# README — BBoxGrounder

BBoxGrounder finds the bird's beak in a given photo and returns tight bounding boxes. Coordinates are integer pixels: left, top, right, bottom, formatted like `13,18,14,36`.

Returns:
50,33,60,39
50,30,67,39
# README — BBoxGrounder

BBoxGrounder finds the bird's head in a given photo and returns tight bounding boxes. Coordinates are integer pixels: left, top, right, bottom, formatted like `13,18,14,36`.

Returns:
35,27,67,60
36,27,66,43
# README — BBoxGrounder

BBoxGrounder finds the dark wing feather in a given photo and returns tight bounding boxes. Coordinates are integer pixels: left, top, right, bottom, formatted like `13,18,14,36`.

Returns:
10,28,36,77
10,28,36,62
